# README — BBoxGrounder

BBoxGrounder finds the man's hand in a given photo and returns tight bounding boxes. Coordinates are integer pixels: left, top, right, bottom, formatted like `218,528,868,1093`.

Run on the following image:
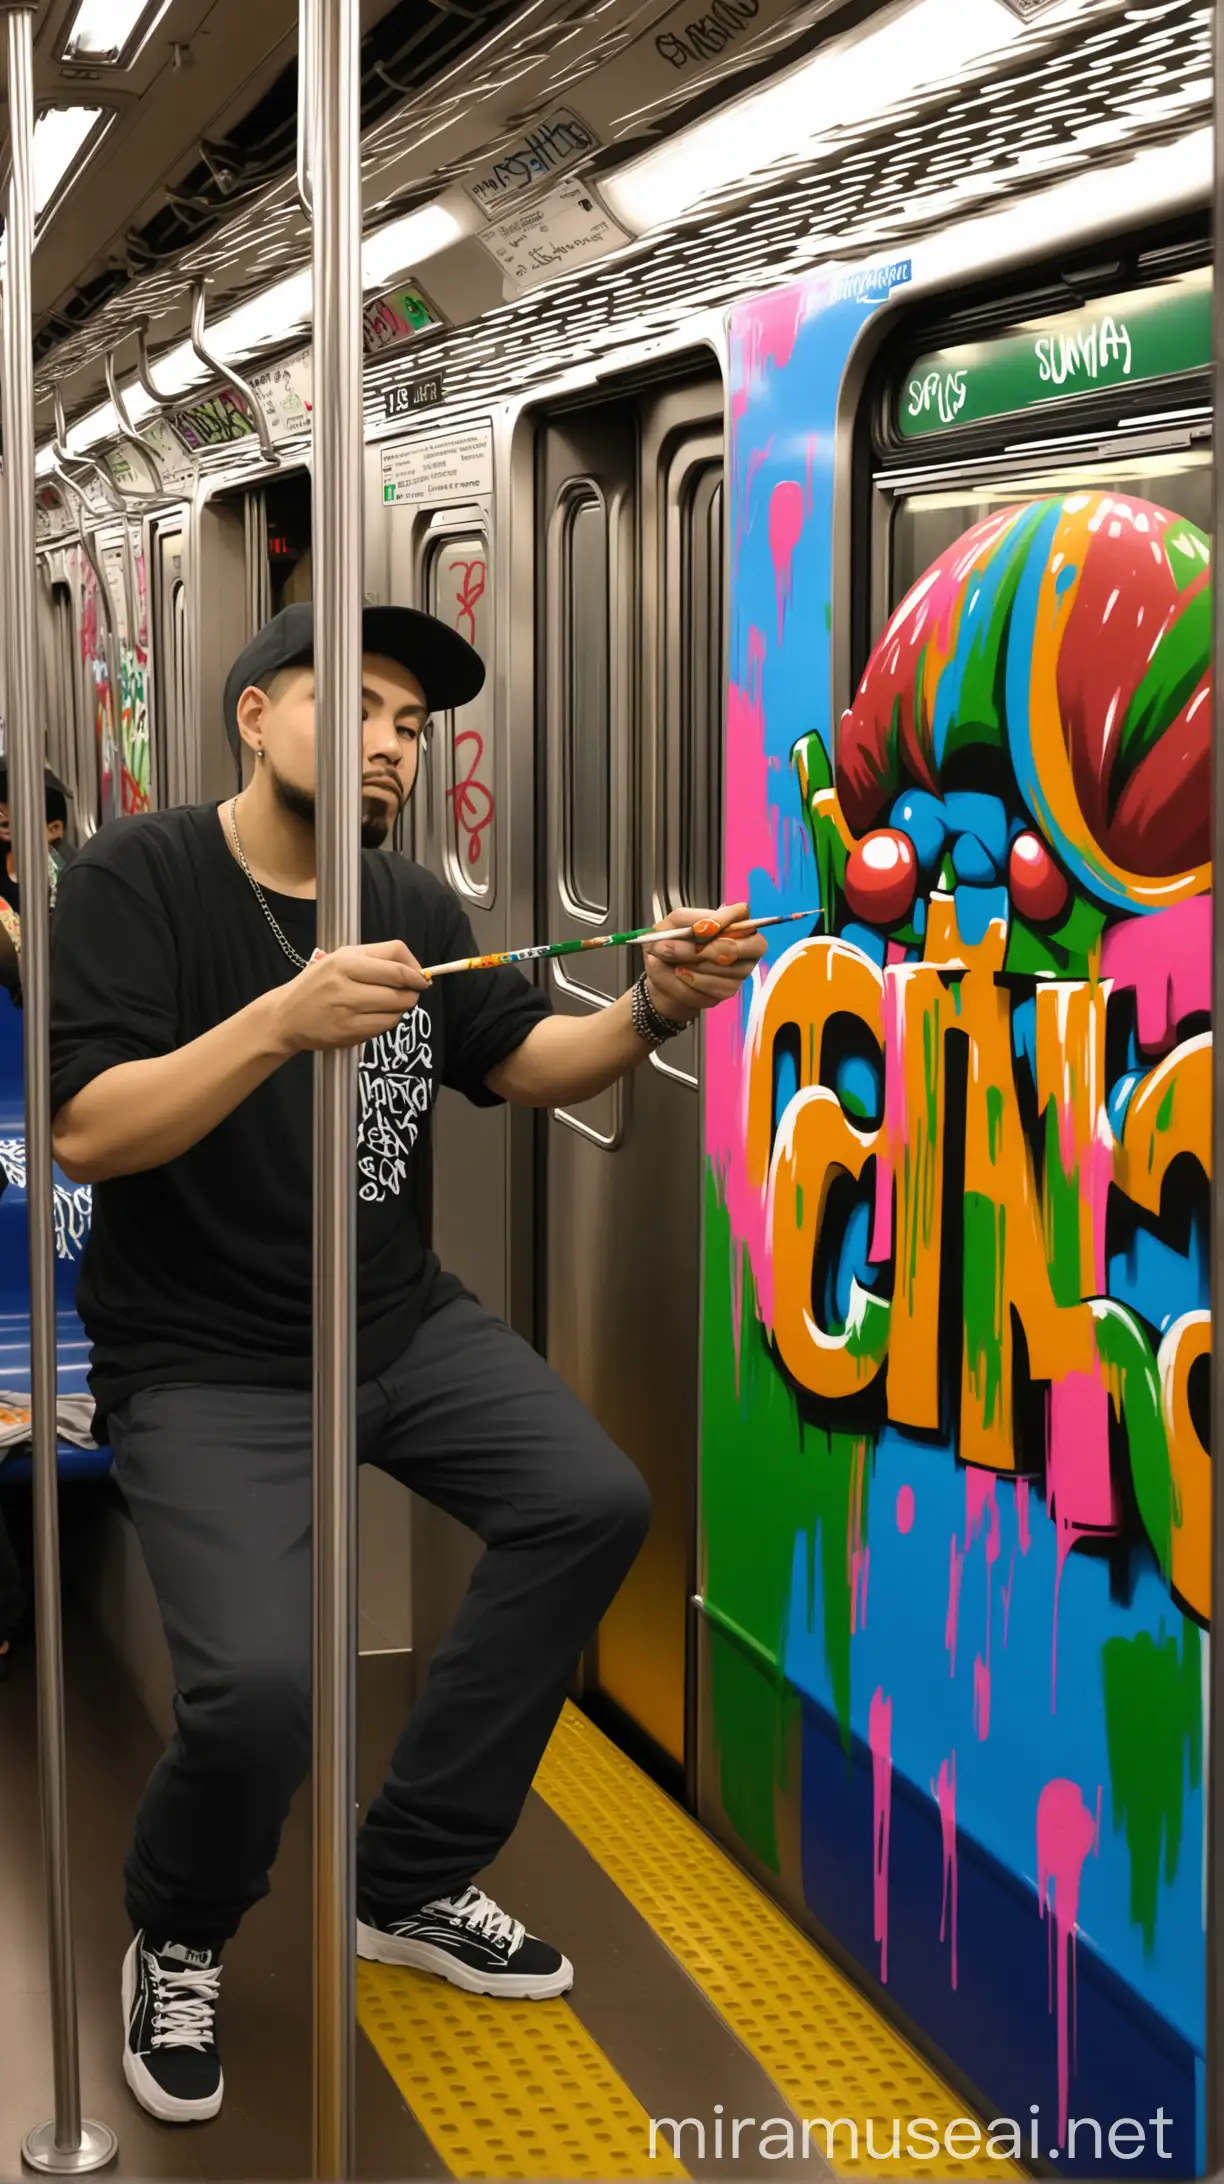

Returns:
640,901,766,1021
268,939,430,1056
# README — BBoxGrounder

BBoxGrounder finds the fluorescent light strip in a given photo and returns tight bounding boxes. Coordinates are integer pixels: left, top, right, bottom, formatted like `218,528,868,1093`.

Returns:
62,0,166,63
601,0,1060,235
46,197,474,460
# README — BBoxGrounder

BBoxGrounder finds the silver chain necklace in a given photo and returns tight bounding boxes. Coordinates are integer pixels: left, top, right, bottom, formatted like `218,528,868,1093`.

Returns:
225,797,312,971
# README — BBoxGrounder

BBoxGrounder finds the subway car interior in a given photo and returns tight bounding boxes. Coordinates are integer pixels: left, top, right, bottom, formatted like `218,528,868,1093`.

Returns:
0,0,1218,2176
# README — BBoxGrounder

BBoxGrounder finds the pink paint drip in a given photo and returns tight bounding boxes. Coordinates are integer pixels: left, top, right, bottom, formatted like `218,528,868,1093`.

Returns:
1001,1543,1016,1647
1036,1780,1101,2144
945,1536,964,1677
1099,894,1211,1053
934,1755,958,1988
745,286,805,379
973,1655,991,1740
1016,1478,1032,1554
896,1484,915,1534
1047,1373,1117,1711
869,1689,892,1984
769,481,806,641
704,625,783,1351
849,1441,869,1632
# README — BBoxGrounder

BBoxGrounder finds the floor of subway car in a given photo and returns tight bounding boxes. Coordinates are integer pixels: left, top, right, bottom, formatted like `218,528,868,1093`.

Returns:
0,1606,1020,2183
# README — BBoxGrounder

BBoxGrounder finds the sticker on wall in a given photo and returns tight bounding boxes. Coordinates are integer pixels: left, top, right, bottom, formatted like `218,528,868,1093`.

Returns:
170,347,312,455
380,421,493,507
477,174,629,296
363,283,442,358
463,109,600,220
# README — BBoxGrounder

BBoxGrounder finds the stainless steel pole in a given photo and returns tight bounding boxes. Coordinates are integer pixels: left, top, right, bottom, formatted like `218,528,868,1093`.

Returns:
304,0,363,2174
0,5,115,2173
1208,1,1224,2165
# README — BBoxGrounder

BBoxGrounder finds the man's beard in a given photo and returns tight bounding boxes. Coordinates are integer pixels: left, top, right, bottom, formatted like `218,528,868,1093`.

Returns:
269,765,395,849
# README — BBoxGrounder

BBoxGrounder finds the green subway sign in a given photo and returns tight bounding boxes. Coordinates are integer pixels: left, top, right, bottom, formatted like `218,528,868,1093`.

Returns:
897,268,1211,439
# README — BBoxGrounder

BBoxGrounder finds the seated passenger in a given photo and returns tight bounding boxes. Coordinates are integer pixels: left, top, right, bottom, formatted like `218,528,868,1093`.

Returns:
0,763,76,998
48,602,763,2127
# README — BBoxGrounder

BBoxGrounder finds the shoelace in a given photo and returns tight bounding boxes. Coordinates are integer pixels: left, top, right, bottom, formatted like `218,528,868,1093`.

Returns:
436,1886,524,1954
148,1954,221,2051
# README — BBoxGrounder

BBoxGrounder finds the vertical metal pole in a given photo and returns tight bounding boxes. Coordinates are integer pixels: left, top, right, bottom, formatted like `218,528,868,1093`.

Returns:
1209,2,1224,2167
305,0,362,2175
0,6,116,2174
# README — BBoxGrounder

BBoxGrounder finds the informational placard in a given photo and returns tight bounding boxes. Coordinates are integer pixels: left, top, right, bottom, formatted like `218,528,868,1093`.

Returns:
385,374,444,421
381,422,494,507
478,175,628,296
464,109,599,219
897,269,1210,439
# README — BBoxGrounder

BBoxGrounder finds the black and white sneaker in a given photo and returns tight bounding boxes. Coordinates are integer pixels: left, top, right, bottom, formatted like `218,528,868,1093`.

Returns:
357,1885,573,1999
121,1934,223,2122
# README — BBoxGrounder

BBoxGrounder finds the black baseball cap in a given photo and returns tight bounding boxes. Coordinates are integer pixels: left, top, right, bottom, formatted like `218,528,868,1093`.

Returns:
222,601,485,755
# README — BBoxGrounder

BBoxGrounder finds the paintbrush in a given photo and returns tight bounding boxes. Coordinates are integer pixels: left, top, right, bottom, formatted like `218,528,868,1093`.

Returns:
421,906,822,978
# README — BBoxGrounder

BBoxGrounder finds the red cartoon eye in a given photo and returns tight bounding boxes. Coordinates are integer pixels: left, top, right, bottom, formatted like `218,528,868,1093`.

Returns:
843,829,918,927
1009,832,1069,924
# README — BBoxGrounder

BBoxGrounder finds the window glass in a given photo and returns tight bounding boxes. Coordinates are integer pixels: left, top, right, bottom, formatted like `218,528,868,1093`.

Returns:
429,535,494,902
891,448,1211,610
679,467,725,911
564,493,610,918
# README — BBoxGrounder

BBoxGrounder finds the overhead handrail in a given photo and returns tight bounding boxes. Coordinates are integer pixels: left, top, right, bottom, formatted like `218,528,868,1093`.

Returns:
53,388,158,518
188,279,281,468
303,0,362,2174
104,348,165,494
0,4,118,2172
133,316,184,414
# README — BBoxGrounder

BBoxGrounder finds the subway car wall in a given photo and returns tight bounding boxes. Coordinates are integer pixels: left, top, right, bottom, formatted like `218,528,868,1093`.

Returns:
701,252,1209,2176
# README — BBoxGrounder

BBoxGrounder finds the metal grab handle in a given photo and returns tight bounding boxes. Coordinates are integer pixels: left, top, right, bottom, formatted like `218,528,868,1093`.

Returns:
53,388,156,518
133,317,183,414
189,280,281,467
104,349,165,493
0,4,116,2173
304,0,363,2176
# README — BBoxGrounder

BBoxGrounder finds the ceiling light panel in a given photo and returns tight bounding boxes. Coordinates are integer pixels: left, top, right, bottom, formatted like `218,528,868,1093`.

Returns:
61,0,170,66
33,104,108,219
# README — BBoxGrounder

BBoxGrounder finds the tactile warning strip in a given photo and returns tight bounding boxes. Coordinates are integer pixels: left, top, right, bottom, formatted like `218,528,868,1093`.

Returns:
357,1959,687,2180
534,1705,1022,2181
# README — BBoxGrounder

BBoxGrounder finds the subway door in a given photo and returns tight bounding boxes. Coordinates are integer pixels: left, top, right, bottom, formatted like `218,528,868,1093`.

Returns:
539,393,710,1773
601,380,724,1777
384,481,509,1681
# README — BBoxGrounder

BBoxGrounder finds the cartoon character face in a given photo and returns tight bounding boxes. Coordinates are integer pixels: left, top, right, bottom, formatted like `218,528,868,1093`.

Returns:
795,491,1211,983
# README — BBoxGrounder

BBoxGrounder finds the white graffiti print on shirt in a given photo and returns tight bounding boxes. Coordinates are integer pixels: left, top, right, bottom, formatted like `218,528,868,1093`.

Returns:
357,1005,435,1203
0,1138,92,1260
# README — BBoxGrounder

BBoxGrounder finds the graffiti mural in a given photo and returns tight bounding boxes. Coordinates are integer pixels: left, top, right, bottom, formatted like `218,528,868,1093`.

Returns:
703,266,1208,2175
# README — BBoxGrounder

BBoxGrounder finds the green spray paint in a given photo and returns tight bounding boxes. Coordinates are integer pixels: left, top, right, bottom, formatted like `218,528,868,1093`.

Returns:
701,1173,874,1867
1043,1102,1083,1307
1102,1618,1202,1954
1092,1301,1172,1582
963,1191,1006,1430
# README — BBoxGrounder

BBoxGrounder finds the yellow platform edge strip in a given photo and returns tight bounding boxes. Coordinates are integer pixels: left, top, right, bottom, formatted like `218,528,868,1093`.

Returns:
357,1959,687,2182
533,1703,1023,2182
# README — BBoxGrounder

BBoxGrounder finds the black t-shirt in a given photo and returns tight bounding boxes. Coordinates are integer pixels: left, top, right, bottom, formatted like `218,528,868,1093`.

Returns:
49,803,550,1431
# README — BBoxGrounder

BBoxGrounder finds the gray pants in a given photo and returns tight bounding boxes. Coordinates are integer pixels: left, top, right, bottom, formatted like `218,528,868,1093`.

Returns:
108,1296,651,1949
